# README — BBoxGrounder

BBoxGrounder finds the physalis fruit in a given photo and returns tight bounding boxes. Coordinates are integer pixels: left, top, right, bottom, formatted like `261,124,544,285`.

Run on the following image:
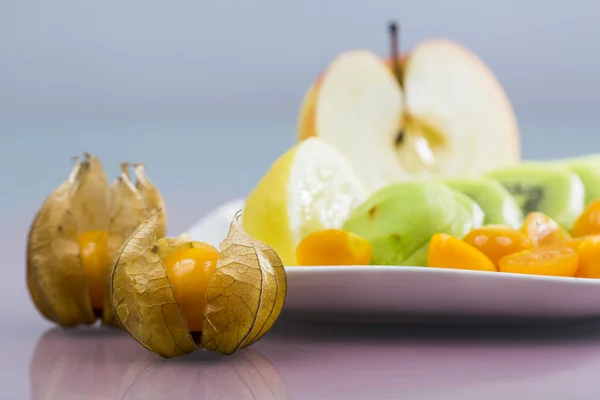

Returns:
27,154,165,328
110,210,287,358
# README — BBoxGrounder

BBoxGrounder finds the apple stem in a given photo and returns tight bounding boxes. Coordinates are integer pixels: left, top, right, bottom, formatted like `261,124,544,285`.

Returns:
388,21,402,85
389,21,405,145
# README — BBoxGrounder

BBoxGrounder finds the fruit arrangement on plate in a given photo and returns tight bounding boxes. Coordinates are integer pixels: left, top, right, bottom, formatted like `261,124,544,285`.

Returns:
237,24,600,279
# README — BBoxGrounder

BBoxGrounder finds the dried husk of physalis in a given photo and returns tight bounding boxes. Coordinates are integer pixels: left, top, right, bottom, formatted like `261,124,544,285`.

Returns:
111,209,287,358
133,163,166,239
26,154,166,328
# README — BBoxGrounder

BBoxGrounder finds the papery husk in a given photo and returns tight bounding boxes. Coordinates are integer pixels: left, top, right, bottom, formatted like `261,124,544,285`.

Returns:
201,210,287,353
27,159,96,326
102,163,150,327
106,163,150,257
69,153,110,233
111,209,197,357
111,209,287,358
154,235,217,260
134,163,167,238
27,154,166,328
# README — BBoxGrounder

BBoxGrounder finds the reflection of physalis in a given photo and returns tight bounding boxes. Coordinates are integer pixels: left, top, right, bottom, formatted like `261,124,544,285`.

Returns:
125,348,288,399
31,327,288,400
27,153,166,328
30,328,153,400
111,209,287,358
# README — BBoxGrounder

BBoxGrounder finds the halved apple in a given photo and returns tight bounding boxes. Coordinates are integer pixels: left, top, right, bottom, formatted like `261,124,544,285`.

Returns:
298,28,520,193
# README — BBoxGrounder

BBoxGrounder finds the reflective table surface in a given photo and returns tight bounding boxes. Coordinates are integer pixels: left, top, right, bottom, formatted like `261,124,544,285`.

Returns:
14,319,600,399
4,114,600,399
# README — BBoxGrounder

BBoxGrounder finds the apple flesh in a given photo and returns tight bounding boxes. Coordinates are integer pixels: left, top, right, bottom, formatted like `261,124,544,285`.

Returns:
299,50,406,192
298,56,408,141
297,39,520,193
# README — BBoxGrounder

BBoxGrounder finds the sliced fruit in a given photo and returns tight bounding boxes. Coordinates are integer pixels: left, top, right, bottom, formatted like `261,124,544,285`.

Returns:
572,199,600,237
452,191,485,230
498,247,579,277
343,181,485,266
521,212,570,247
298,50,404,192
297,37,520,193
401,39,520,177
553,155,600,205
427,233,496,272
295,229,372,266
463,226,532,267
443,178,523,228
563,235,600,251
575,236,600,278
242,137,367,265
486,163,585,230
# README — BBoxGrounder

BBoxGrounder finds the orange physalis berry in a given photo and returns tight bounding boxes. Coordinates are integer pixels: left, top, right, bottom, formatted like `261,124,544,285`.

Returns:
572,199,600,237
296,229,372,266
162,244,219,332
427,233,496,272
521,212,570,247
498,246,578,277
463,226,532,268
575,236,600,278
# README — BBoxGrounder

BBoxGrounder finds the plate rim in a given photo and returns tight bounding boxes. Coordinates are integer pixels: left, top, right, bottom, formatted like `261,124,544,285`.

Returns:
283,265,600,285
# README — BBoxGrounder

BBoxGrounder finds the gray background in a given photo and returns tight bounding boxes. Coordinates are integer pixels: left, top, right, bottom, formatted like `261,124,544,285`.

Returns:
1,0,600,117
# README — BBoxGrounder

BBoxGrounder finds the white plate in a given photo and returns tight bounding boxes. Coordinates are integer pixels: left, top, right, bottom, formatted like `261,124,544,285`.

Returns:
186,198,600,322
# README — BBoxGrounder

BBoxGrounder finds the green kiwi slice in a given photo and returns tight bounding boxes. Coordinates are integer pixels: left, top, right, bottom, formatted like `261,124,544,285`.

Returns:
552,155,600,205
443,178,524,229
485,163,585,230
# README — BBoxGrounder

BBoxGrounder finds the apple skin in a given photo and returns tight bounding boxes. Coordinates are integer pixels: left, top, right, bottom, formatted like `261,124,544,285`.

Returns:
297,79,319,140
297,55,407,141
383,54,409,73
